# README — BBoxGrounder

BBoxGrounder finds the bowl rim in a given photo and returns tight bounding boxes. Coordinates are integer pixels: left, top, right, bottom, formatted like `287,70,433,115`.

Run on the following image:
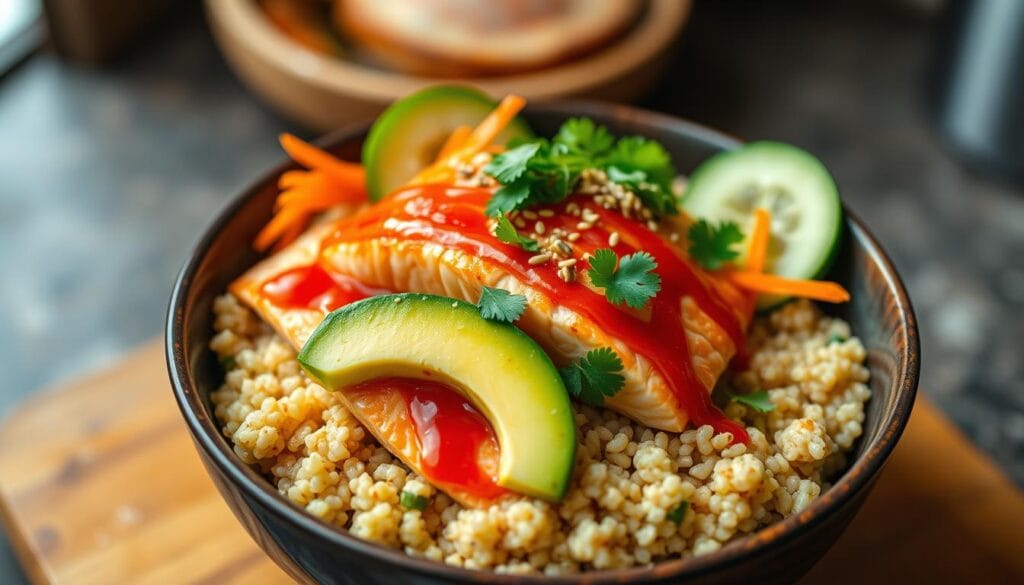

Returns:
205,0,692,101
166,101,920,583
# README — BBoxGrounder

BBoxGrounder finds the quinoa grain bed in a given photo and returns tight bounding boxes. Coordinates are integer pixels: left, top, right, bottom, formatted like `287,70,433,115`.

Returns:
209,295,870,574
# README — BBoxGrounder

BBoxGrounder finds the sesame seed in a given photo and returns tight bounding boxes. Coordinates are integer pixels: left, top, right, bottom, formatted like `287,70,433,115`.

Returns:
567,232,581,242
535,221,546,235
558,258,578,268
514,218,527,228
528,253,552,265
556,241,573,255
577,222,592,230
670,233,680,242
394,297,402,303
452,301,459,307
647,220,659,231
582,209,599,223
538,209,555,218
523,210,538,220
609,232,620,246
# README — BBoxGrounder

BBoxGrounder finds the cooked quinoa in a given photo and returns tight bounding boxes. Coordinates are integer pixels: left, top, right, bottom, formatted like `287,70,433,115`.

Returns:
209,294,870,575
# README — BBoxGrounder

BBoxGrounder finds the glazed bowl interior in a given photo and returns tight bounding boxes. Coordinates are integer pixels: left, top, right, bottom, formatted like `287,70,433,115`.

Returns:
168,103,919,584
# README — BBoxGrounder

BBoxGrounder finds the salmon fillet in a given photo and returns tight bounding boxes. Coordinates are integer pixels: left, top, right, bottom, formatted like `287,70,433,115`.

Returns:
232,205,751,433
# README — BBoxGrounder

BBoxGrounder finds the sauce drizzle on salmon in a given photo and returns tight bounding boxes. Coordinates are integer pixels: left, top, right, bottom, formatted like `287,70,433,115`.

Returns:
347,377,508,501
261,264,385,312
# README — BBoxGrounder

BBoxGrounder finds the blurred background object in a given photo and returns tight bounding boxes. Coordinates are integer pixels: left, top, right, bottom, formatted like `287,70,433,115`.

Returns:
42,0,174,63
0,0,41,75
930,0,1024,183
206,0,689,129
0,1,1022,583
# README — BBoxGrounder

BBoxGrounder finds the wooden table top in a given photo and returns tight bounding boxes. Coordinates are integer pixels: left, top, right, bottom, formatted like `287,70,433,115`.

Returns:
1,341,1021,584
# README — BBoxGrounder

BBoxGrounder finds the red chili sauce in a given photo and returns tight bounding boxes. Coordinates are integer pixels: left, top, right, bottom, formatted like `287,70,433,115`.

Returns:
260,264,385,313
347,377,507,501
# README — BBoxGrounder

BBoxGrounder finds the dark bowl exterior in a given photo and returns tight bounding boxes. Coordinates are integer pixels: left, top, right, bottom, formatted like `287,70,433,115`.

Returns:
167,103,920,585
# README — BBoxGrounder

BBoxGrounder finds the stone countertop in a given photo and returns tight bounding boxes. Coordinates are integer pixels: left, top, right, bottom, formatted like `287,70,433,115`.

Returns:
0,1,1021,582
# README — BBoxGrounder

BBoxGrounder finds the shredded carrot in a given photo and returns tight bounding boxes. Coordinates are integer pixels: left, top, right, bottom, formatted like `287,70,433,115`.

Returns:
255,136,368,252
434,125,471,163
280,134,366,188
746,208,771,273
411,94,526,185
726,271,851,304
278,169,315,190
458,94,526,155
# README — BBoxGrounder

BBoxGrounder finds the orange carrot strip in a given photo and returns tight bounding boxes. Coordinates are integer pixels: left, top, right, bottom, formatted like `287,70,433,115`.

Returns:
726,271,851,303
460,94,526,154
279,133,365,186
746,208,771,273
434,125,471,163
411,94,526,185
254,205,307,252
278,169,316,189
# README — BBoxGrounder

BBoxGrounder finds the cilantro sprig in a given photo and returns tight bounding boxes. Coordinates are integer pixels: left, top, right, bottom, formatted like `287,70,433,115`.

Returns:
586,248,662,309
728,390,776,413
688,219,744,270
476,286,528,323
559,348,625,406
493,213,540,252
483,117,678,217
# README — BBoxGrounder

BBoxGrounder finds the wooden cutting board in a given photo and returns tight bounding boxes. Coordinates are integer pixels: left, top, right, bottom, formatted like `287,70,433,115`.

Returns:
1,341,1022,584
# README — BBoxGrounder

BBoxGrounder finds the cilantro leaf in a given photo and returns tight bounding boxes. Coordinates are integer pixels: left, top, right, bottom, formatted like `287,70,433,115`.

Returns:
484,143,540,184
399,491,429,511
559,348,625,406
586,248,662,309
482,118,680,217
486,180,533,217
554,118,615,158
667,501,689,524
604,136,675,186
729,390,775,413
688,219,744,270
493,213,540,251
476,286,528,323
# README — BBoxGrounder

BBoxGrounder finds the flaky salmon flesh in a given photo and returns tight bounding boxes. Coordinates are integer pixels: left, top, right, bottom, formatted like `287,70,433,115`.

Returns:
232,203,752,436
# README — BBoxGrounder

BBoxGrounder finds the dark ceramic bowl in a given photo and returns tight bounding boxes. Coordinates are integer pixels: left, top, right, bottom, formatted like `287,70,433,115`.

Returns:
167,103,920,585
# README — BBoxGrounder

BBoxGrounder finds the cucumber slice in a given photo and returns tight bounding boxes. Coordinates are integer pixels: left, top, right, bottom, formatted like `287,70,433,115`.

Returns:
681,142,842,310
362,85,534,201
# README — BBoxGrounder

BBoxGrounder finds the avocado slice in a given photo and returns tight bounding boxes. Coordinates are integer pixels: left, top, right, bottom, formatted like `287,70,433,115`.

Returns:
298,293,576,501
362,85,534,201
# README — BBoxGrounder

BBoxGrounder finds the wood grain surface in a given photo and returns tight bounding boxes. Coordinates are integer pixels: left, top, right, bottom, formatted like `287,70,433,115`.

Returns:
1,341,1021,584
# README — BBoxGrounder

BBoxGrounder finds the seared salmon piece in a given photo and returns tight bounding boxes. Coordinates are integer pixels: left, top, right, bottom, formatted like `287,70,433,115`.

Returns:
232,195,751,434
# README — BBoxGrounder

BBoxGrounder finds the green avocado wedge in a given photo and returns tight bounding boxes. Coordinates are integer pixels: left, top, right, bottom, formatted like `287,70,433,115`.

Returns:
362,85,534,201
297,293,575,501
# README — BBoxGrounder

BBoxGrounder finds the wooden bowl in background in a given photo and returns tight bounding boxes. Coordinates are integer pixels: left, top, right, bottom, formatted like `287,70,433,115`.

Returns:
204,0,692,130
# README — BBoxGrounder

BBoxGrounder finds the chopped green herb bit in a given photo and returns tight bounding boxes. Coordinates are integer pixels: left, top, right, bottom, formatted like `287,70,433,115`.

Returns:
400,491,429,511
827,333,847,345
482,117,679,216
729,390,775,413
493,213,540,252
688,219,745,270
477,287,528,323
219,356,236,371
667,501,689,524
559,347,625,406
586,248,662,309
